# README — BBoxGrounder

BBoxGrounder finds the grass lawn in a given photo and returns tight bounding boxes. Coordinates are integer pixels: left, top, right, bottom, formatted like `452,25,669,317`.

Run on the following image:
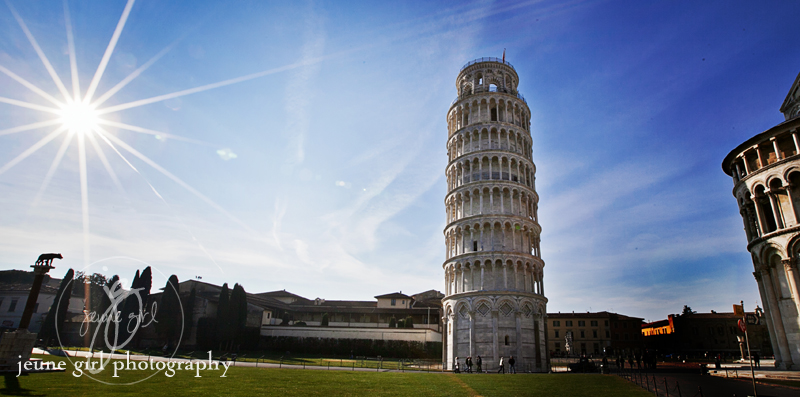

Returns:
3,356,652,396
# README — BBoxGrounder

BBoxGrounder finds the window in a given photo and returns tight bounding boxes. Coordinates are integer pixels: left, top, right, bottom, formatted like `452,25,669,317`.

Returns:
554,330,559,338
555,342,561,351
623,322,628,328
614,334,619,340
580,331,585,338
565,320,573,326
692,327,699,335
590,320,598,327
402,300,405,305
604,320,609,326
605,331,610,338
593,343,599,354
8,298,18,312
592,330,597,338
473,241,478,251
553,320,560,327
578,320,585,326
505,335,510,346
580,343,586,353
624,333,629,340
391,299,396,306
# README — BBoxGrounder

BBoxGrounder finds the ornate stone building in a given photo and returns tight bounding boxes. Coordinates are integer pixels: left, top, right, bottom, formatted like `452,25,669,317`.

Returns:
722,72,800,369
442,58,547,372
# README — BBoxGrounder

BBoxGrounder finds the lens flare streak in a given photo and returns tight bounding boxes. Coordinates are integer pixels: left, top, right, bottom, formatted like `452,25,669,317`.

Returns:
0,0,331,267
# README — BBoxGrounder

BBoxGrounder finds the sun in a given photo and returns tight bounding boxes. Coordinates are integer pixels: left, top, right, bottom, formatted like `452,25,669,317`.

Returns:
58,101,99,134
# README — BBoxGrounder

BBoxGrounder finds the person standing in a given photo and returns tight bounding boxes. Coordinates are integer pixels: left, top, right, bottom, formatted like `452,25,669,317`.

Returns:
754,352,761,369
476,355,483,373
509,356,516,374
454,357,461,373
498,356,505,374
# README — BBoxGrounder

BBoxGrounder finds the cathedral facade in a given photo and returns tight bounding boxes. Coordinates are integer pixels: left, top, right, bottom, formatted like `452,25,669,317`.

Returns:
442,58,548,372
722,72,800,369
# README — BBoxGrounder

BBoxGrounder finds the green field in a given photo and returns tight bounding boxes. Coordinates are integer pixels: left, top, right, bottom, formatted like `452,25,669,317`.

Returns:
3,356,652,396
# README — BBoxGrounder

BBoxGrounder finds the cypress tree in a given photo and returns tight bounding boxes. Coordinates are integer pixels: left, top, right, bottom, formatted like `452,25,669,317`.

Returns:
182,288,196,348
119,270,140,329
215,283,230,350
404,316,414,328
39,269,75,347
388,317,397,328
155,275,181,349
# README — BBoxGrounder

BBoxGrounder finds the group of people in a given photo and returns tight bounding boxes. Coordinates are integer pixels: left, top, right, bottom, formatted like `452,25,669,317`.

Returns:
453,356,481,373
453,355,516,374
614,351,657,371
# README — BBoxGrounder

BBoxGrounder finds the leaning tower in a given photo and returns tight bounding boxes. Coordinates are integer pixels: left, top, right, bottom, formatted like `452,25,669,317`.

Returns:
442,58,547,372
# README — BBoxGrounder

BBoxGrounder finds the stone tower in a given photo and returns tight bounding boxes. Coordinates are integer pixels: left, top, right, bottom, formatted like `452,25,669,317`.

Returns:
442,58,547,372
722,71,800,369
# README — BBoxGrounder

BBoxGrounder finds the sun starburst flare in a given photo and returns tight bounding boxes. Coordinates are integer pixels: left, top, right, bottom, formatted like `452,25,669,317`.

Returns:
0,0,328,266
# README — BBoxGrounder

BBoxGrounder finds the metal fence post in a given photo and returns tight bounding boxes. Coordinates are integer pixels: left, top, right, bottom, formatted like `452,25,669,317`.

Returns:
664,378,669,397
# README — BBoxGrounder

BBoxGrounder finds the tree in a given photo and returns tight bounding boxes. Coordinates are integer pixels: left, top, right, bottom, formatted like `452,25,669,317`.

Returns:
38,269,75,346
117,270,141,345
321,313,329,327
682,305,696,316
388,317,397,328
397,319,405,328
102,275,120,346
227,284,248,349
404,316,414,328
215,283,230,350
182,288,196,348
155,275,181,349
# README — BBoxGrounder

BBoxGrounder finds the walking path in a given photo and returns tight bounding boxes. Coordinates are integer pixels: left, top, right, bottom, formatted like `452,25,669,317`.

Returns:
630,372,799,397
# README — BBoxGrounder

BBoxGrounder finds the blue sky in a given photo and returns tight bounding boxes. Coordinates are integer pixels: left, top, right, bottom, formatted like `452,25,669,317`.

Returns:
1,0,798,322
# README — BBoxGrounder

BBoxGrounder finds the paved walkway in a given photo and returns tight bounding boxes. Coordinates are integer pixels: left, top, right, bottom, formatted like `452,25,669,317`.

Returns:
617,369,799,397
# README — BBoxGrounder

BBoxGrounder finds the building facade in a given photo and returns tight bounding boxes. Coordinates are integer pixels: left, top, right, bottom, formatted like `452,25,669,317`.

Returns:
642,310,772,359
722,72,800,369
442,57,547,372
547,312,643,357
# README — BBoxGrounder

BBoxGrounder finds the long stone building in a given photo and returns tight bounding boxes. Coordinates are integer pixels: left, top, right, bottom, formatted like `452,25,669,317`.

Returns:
722,72,800,369
442,57,548,372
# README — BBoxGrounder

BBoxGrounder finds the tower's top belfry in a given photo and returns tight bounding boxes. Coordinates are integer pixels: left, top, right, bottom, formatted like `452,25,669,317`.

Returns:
447,58,531,139
455,57,520,99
